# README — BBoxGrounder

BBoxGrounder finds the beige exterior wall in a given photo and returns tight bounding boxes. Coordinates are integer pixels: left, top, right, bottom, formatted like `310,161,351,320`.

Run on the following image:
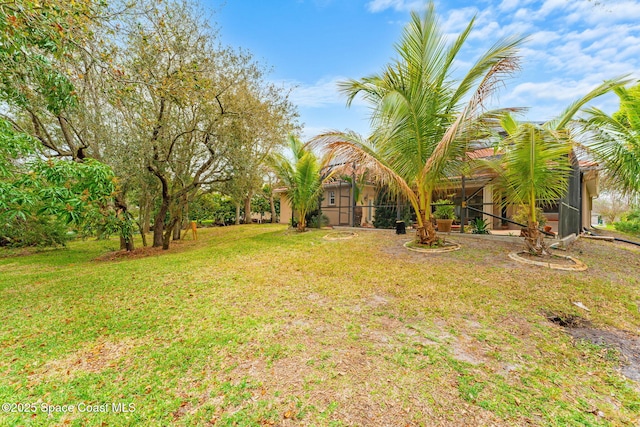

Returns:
278,195,292,225
275,184,377,227
320,182,377,226
582,180,592,229
581,170,599,229
321,184,351,226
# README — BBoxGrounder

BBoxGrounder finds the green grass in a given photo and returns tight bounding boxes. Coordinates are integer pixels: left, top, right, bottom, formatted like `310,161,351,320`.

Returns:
1,224,639,426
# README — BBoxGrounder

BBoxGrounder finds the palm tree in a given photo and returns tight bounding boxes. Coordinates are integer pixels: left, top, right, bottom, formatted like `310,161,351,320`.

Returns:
582,84,640,198
487,115,572,255
270,135,326,232
483,79,630,256
311,3,524,245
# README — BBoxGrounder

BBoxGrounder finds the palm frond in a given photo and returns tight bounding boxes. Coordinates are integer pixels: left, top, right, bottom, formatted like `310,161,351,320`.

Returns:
548,76,632,130
581,102,640,195
499,123,572,212
310,131,419,209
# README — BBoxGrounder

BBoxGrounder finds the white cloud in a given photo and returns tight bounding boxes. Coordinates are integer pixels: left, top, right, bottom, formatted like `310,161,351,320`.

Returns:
582,1,640,24
284,77,372,109
510,80,595,102
442,7,479,33
527,30,561,46
498,0,519,12
535,0,569,19
287,77,346,108
331,0,640,128
366,0,426,13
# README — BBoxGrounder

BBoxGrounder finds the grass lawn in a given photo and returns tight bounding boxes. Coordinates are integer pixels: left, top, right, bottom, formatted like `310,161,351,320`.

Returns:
1,224,639,426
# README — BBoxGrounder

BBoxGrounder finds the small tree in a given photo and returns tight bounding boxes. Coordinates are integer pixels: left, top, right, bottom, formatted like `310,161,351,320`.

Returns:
487,115,571,255
270,135,328,232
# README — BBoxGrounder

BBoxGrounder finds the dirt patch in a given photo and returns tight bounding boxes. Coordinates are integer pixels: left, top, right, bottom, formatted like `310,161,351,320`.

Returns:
547,313,640,385
93,239,195,261
569,328,640,384
36,338,138,378
546,312,591,328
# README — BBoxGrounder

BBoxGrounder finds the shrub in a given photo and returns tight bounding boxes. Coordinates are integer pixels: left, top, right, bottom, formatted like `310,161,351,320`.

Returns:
0,216,71,248
373,188,413,228
308,213,329,229
614,209,640,235
512,205,547,227
470,218,491,234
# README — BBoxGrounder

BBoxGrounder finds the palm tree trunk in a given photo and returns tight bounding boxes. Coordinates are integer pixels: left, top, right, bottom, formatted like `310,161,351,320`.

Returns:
523,221,549,255
414,189,438,245
297,210,306,232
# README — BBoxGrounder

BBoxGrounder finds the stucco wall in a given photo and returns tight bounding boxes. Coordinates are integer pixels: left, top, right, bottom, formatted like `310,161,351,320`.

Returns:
278,195,292,225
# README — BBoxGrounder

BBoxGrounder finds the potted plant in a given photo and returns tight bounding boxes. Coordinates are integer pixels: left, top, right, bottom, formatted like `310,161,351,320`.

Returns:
433,199,456,233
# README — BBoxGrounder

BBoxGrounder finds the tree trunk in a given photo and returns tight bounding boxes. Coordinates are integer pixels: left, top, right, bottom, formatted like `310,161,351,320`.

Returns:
235,203,241,225
172,219,181,240
415,210,438,246
140,193,152,235
269,195,276,223
297,211,306,232
162,217,179,250
137,221,148,247
152,198,169,247
119,235,134,252
244,191,252,224
523,222,549,256
114,193,134,251
172,205,182,241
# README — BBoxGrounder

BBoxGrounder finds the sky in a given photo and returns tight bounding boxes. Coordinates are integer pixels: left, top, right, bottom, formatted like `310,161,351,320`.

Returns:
207,0,640,140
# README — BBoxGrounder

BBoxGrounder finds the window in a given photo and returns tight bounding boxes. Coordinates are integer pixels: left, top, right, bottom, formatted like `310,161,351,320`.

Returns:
329,191,335,205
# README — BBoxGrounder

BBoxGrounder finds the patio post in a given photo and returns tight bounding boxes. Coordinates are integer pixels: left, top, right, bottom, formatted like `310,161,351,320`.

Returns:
460,175,466,233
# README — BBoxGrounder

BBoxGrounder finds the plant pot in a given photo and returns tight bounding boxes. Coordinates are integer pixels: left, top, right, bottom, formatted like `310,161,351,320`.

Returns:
436,219,453,233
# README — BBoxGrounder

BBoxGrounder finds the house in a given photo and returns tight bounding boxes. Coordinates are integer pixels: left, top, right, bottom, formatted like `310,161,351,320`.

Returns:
276,171,378,228
276,150,600,238
427,149,600,237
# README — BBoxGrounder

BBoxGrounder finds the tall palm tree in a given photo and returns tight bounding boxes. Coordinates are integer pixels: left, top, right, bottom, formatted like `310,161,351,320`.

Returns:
582,85,640,197
270,135,326,232
312,3,524,245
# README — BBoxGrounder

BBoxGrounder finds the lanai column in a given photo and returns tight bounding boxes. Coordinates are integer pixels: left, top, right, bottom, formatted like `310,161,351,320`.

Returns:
483,184,494,229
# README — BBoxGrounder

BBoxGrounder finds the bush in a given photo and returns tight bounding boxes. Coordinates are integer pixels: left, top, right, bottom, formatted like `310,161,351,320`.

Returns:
614,209,640,235
0,216,71,248
512,205,547,227
308,213,329,229
373,188,413,228
189,193,236,225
